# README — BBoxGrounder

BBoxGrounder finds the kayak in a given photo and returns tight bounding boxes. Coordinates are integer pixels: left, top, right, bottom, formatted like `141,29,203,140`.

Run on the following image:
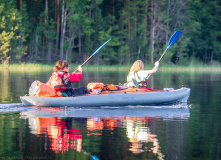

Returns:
20,88,191,107
20,87,191,107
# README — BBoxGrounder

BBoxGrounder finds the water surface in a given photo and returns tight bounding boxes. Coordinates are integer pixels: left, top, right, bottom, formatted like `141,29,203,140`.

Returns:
0,69,221,160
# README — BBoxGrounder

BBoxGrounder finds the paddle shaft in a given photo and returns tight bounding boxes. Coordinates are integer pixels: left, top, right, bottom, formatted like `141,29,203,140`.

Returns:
158,48,168,62
81,55,93,66
74,39,111,73
74,55,93,73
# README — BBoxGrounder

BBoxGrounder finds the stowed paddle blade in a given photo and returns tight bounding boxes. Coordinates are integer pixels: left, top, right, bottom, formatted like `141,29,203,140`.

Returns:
132,78,140,88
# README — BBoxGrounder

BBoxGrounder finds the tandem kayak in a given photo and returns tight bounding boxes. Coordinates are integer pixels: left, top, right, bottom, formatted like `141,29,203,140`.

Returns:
20,87,191,107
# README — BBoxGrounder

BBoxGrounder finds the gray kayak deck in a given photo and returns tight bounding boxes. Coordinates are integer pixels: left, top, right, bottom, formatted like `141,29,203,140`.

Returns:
20,88,191,107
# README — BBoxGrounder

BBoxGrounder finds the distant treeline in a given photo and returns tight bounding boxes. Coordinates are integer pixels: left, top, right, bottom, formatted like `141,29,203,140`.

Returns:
0,0,221,65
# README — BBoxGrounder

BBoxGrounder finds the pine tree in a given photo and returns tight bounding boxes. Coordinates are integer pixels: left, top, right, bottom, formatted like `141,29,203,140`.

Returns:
0,1,27,64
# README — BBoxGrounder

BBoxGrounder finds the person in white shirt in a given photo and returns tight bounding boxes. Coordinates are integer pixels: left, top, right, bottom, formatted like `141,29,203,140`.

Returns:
126,60,159,88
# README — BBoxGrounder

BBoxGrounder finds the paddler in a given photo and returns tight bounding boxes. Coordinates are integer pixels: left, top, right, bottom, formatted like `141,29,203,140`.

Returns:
126,60,160,88
46,60,90,96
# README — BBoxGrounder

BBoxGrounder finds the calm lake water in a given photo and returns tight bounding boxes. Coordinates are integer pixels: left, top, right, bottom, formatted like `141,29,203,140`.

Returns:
0,68,221,160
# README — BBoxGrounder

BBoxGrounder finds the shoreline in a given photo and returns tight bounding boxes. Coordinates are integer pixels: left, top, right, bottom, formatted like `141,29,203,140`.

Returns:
0,63,221,72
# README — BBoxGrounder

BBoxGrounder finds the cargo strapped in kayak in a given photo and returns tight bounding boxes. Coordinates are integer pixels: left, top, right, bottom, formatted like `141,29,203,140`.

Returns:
87,82,124,92
87,83,105,91
29,80,62,97
104,84,119,91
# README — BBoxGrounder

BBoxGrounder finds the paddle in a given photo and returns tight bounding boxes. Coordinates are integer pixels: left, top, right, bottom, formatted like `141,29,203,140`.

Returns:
146,30,182,80
74,39,111,73
158,30,182,62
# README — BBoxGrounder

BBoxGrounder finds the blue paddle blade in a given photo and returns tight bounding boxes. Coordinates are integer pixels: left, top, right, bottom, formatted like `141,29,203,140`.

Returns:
92,155,100,160
92,39,111,56
167,30,182,49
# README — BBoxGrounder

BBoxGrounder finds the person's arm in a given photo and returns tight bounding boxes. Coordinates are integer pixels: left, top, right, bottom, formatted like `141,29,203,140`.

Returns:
138,61,159,79
67,72,83,82
148,61,159,74
141,61,159,77
67,65,83,82
65,65,83,82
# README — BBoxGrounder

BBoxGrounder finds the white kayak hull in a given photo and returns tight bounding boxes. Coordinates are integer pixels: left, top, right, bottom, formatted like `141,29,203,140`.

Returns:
20,88,191,107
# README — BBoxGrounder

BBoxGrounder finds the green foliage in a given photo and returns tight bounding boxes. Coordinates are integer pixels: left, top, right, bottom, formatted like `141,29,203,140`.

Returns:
63,40,72,52
0,6,18,63
187,0,221,64
0,0,29,64
46,19,56,41
0,16,13,63
0,0,220,66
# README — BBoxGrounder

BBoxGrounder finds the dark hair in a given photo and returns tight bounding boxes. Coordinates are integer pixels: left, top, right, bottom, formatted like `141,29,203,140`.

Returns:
53,60,69,72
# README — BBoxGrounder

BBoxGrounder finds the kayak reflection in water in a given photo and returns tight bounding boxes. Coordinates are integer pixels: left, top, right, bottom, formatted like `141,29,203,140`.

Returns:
126,60,160,88
26,115,164,156
23,107,169,157
46,60,90,97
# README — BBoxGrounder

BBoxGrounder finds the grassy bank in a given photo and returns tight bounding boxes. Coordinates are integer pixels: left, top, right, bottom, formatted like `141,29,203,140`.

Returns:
0,63,221,72
0,63,130,72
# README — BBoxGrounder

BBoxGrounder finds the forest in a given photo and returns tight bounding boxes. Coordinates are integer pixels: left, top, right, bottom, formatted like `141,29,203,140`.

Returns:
0,0,221,66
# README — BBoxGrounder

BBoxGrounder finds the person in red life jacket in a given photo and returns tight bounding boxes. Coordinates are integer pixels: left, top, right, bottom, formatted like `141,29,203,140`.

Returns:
46,60,90,97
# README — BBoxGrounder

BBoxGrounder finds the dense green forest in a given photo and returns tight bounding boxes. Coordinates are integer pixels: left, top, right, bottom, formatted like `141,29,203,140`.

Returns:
0,0,221,66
